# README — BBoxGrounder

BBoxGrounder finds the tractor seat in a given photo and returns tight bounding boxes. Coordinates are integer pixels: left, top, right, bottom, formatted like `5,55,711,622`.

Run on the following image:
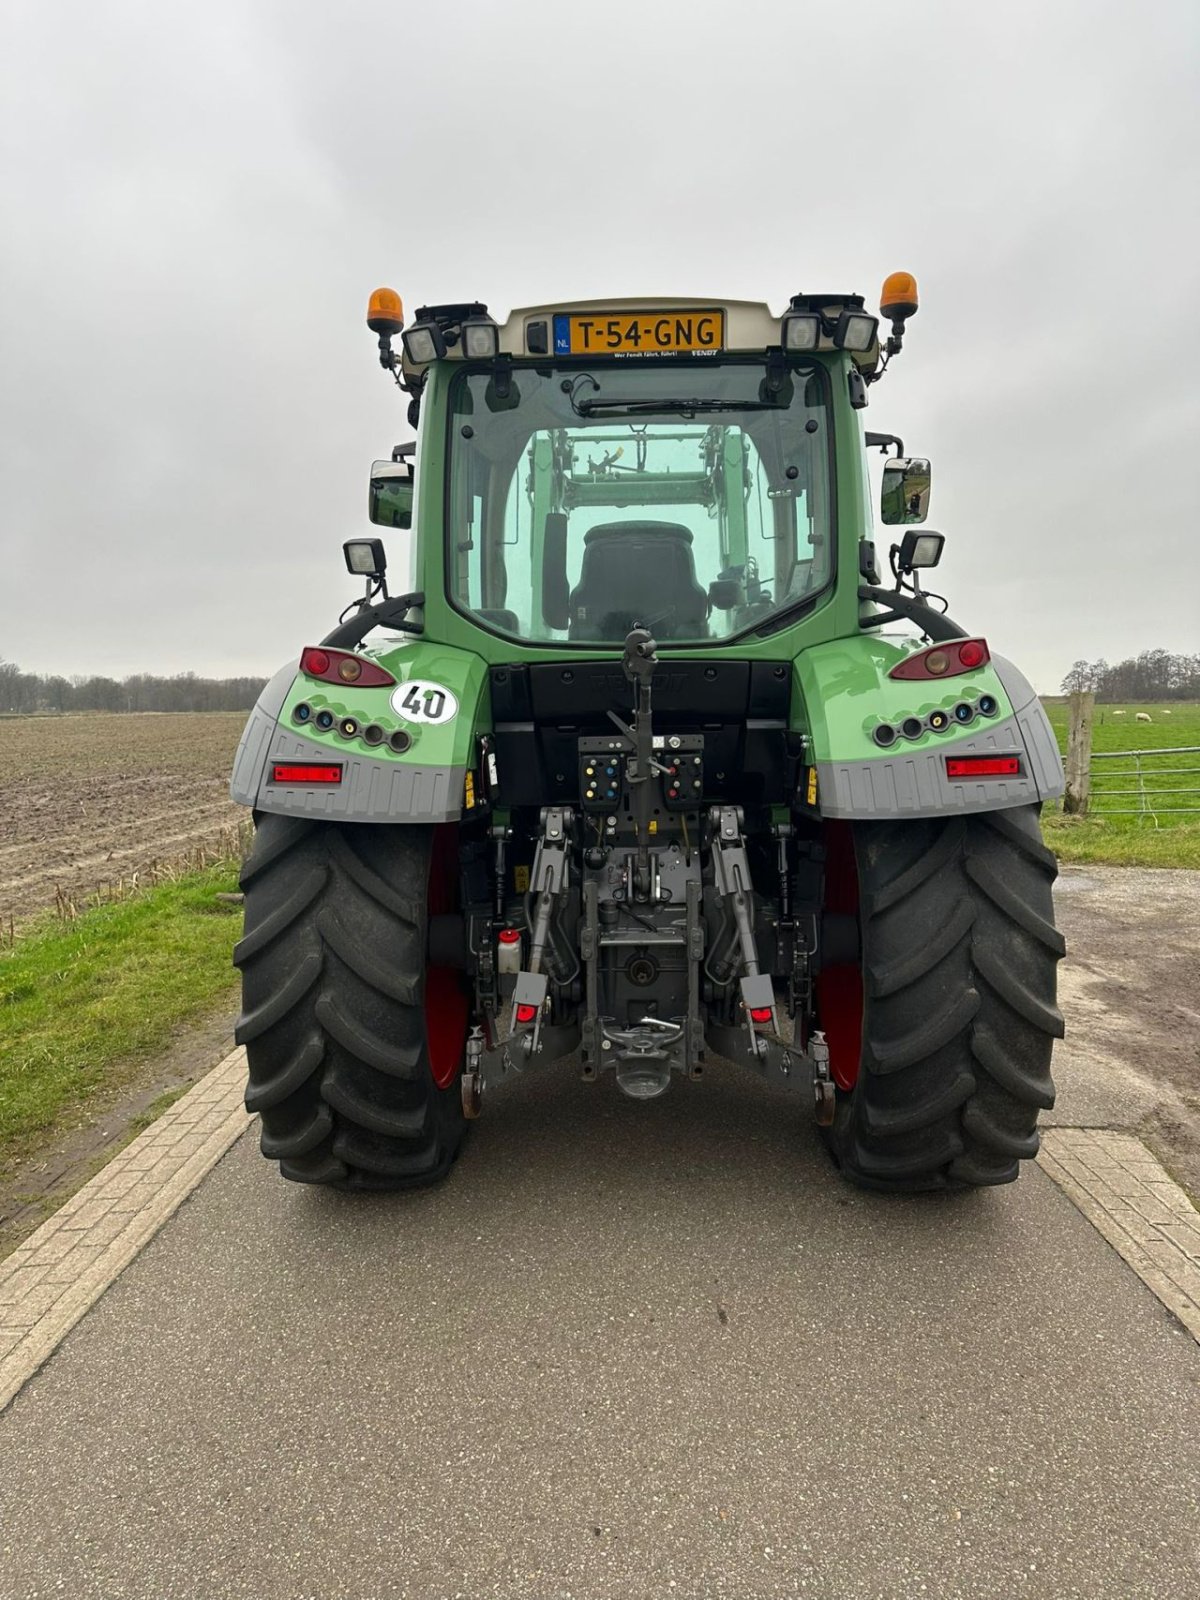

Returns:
567,521,709,641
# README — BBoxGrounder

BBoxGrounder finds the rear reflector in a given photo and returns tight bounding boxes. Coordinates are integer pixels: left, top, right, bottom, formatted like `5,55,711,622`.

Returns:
749,1006,774,1024
945,755,1021,779
270,763,343,784
515,1002,538,1024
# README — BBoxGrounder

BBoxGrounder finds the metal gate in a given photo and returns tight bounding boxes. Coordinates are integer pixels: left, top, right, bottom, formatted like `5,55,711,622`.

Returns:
1089,745,1200,823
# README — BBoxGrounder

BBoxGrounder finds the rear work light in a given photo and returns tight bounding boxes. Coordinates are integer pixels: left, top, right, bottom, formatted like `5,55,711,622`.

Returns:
299,647,396,688
945,755,1021,780
270,763,343,784
889,639,990,681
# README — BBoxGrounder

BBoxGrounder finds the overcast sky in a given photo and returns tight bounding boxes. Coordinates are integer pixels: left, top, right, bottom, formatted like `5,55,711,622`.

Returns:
2,0,1196,692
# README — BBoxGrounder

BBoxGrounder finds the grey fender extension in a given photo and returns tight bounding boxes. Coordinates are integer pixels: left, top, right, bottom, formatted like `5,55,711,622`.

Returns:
237,720,463,824
816,697,1065,821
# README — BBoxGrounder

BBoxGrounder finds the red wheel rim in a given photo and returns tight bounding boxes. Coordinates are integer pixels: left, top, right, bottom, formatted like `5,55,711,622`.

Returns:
425,824,469,1090
814,820,863,1093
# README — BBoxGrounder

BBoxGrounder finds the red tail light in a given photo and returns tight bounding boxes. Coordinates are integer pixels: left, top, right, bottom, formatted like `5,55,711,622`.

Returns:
889,639,990,681
270,763,343,784
515,1003,538,1024
749,1006,774,1024
300,647,396,688
945,755,1021,779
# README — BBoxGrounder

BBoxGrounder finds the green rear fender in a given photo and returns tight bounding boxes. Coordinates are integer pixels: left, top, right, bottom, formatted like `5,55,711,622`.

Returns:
793,636,1064,819
230,641,490,822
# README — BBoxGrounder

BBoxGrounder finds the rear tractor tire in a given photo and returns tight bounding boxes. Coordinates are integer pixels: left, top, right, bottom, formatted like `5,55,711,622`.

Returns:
820,805,1065,1191
234,816,468,1190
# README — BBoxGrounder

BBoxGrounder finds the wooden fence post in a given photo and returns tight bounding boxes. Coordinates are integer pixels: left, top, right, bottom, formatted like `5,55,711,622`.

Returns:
1063,691,1095,814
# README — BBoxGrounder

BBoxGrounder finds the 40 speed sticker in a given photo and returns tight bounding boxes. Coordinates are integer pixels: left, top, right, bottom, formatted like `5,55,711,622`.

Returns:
390,679,459,725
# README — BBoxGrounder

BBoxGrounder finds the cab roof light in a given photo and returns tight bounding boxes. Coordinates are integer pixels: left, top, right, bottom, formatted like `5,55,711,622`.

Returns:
782,312,820,351
402,320,447,364
270,763,343,784
945,755,1021,780
783,292,879,355
460,313,500,360
299,646,396,688
401,302,494,366
889,639,990,682
834,309,879,352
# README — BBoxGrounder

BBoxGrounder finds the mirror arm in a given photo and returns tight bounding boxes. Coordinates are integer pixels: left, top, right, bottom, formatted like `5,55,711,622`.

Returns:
320,592,425,649
857,585,966,643
864,431,904,456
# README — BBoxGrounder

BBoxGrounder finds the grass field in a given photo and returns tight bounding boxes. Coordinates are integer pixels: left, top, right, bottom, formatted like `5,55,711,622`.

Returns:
0,863,243,1180
1041,700,1200,868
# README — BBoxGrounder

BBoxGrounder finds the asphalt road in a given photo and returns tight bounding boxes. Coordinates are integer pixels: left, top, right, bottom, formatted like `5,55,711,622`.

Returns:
1,867,1198,1600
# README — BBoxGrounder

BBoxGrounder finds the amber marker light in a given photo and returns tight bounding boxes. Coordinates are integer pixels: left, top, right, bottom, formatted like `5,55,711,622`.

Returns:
367,287,404,335
881,271,919,322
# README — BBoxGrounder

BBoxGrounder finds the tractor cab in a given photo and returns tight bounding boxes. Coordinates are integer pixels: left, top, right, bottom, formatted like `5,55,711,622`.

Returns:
364,292,907,658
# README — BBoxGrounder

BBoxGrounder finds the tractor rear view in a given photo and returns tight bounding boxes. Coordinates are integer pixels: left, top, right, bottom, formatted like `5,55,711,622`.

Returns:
230,276,1065,1192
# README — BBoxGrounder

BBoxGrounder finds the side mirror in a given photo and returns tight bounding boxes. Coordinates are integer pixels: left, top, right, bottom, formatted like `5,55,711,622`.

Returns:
896,530,945,574
369,460,414,528
880,456,931,525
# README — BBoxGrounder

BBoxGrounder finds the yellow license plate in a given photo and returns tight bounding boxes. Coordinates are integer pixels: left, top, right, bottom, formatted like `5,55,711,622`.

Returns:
555,309,724,356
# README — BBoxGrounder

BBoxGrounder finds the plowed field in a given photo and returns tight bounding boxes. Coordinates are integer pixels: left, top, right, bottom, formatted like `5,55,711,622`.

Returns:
0,713,247,926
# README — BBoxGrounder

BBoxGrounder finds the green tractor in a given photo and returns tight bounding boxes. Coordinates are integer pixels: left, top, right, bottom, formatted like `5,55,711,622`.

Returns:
230,275,1065,1193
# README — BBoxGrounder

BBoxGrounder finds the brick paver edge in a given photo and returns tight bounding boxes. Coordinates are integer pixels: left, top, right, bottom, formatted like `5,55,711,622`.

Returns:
1039,1129,1200,1344
0,1047,251,1412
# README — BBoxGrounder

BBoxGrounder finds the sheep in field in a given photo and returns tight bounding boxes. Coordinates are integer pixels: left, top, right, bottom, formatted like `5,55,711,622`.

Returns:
1113,709,1127,716
1136,711,1152,723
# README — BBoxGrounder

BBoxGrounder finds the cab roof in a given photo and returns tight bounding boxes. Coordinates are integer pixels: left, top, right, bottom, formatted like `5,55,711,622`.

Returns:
399,293,881,378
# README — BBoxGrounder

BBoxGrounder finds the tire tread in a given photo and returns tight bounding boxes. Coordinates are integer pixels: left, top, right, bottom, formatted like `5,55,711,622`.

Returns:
236,817,466,1190
824,805,1062,1192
